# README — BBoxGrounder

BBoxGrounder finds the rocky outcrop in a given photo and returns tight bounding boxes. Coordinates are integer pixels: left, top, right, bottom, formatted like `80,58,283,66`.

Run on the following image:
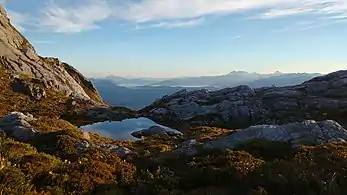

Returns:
65,107,139,126
172,139,198,156
143,71,347,129
131,126,183,139
110,146,133,156
204,120,347,149
0,6,103,103
62,62,103,103
0,112,37,141
12,77,46,100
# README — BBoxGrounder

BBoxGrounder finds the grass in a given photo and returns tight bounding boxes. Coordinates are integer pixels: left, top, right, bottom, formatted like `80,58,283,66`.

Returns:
0,68,69,118
0,67,127,127
2,115,347,195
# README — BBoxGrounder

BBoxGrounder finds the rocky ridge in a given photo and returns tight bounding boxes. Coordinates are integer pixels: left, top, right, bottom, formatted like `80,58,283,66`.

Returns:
0,6,102,103
143,70,347,130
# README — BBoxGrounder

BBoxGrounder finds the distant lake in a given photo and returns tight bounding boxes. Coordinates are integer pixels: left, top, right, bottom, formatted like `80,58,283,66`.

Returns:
80,117,176,140
118,84,213,88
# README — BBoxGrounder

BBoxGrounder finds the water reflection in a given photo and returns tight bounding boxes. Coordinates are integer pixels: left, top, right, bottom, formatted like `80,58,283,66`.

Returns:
80,117,174,140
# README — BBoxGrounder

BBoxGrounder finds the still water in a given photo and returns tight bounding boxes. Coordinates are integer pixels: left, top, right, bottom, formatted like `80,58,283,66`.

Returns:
80,117,175,140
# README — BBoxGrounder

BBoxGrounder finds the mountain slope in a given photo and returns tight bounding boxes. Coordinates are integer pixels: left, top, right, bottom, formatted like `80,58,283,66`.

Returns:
246,73,322,88
102,75,163,86
92,78,217,109
0,6,106,120
0,6,102,104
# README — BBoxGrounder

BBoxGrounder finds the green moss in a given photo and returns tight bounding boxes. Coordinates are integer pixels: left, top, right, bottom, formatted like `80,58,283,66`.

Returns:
185,126,234,141
0,138,37,164
235,139,294,161
30,117,77,132
0,67,69,118
0,166,33,194
30,129,84,159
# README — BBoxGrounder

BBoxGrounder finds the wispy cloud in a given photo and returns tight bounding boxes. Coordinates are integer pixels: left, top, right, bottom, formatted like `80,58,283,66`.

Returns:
5,0,347,33
273,18,347,33
135,17,205,30
33,40,55,44
232,35,242,40
7,10,28,31
0,0,8,5
37,0,113,33
258,0,347,19
118,0,280,22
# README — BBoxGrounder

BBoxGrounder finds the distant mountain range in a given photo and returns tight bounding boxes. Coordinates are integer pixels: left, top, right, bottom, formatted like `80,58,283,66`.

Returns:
151,71,322,88
99,71,322,88
91,79,217,110
92,71,322,110
102,75,163,87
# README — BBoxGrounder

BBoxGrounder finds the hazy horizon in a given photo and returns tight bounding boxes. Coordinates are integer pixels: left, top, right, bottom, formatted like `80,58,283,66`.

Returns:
88,70,324,79
2,0,347,78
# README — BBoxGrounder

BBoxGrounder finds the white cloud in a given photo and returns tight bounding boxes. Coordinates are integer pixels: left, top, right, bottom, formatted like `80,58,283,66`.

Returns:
135,17,205,30
118,0,347,22
119,0,282,22
5,0,347,33
151,17,205,28
258,0,347,19
273,17,347,33
37,0,113,33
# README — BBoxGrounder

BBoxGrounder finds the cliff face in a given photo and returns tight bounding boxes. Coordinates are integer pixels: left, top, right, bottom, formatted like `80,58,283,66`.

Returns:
0,6,103,103
143,70,347,130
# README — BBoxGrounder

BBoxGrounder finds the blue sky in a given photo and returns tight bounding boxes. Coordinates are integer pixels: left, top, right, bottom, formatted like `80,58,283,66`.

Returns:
2,0,347,77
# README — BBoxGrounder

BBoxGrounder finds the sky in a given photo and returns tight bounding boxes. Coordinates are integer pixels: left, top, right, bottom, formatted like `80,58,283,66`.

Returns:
1,0,347,78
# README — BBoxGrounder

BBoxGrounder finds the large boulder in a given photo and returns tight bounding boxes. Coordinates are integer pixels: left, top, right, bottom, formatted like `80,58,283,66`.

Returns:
131,125,183,139
204,120,347,149
143,71,347,129
0,112,37,140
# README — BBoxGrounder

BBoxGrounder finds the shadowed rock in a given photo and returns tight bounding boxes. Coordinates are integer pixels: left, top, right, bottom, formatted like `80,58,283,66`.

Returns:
12,78,46,100
131,125,183,139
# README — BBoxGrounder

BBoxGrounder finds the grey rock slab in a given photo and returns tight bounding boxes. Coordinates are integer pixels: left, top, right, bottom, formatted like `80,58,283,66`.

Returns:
0,112,37,140
204,120,347,149
145,70,347,129
131,125,183,139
